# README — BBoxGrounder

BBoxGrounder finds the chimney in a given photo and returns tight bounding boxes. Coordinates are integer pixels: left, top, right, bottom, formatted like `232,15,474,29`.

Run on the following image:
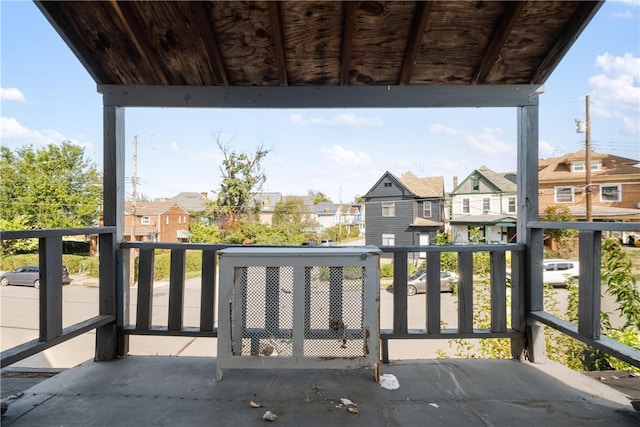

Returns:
453,176,458,188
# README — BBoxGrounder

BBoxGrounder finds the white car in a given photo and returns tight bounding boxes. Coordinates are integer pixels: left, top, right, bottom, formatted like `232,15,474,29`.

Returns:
507,258,579,287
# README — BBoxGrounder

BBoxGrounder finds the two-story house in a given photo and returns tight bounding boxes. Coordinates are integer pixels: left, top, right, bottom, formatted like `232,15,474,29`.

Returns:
124,201,191,243
363,171,444,252
251,192,284,225
538,150,640,223
449,166,517,244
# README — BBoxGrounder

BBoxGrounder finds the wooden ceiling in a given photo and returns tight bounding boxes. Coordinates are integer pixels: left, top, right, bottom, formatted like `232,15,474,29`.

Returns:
36,1,603,88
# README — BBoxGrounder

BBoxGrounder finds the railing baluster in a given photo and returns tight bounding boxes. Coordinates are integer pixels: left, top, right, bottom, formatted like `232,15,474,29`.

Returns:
136,248,155,330
578,230,602,340
490,251,507,333
426,252,441,334
39,236,63,341
168,249,186,331
393,252,408,334
200,249,216,332
458,252,473,333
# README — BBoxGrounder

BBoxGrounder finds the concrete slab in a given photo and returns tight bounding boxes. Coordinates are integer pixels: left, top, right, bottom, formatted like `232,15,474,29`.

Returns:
2,357,638,426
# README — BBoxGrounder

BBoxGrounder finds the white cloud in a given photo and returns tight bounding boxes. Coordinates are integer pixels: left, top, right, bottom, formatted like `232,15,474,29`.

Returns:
320,144,372,167
466,130,516,157
0,116,65,145
0,87,26,102
289,113,381,127
428,124,464,136
589,52,640,134
539,140,557,158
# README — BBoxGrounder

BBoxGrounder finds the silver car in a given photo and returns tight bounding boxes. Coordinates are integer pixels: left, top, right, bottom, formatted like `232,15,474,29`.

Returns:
0,265,72,288
407,271,458,296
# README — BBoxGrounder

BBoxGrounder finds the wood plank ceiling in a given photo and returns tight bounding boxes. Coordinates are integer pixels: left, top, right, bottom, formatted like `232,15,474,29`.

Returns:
36,1,603,88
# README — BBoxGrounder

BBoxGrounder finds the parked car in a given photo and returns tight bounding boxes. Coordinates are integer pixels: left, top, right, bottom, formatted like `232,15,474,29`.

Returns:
407,271,458,296
506,258,579,287
0,265,72,288
319,239,335,246
301,241,317,246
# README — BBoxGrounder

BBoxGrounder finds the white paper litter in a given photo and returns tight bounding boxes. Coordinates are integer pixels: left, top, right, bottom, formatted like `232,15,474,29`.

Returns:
379,374,400,390
429,403,439,408
340,398,355,406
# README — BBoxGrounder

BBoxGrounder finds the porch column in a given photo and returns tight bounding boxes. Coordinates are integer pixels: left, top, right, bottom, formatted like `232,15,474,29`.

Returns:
96,105,129,360
515,103,545,361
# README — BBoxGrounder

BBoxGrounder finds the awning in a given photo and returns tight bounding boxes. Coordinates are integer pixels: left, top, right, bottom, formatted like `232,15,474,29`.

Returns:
177,229,192,239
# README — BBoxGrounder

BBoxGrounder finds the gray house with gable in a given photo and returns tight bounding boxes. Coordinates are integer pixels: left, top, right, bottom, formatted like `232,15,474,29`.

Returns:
363,171,445,251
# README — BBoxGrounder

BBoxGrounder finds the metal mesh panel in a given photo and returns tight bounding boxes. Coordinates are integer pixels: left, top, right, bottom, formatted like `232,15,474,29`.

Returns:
304,266,367,357
234,266,294,357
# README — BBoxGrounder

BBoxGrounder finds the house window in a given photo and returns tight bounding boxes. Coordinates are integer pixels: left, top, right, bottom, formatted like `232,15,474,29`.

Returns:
165,216,169,224
600,184,621,202
482,198,490,214
178,216,182,224
423,201,432,218
508,197,516,213
462,198,470,214
572,160,600,172
141,216,150,225
554,186,574,203
382,202,395,217
471,176,480,192
382,233,395,246
383,182,392,187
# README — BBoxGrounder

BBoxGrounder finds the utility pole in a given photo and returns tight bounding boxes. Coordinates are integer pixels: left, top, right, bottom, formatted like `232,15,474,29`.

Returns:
585,96,592,222
575,96,592,222
132,135,138,240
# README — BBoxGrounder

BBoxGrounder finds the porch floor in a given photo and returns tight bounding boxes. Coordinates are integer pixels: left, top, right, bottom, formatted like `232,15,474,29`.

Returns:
2,356,638,426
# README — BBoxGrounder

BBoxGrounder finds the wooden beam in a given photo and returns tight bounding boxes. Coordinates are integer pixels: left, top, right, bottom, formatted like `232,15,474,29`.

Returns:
399,1,434,85
190,1,228,86
268,1,288,86
109,0,171,85
340,1,356,86
472,1,526,85
530,1,604,83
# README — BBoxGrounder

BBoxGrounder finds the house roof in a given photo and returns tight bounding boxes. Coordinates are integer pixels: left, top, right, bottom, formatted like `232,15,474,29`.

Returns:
397,172,444,198
314,202,339,216
453,165,517,194
165,192,209,212
410,218,443,228
36,1,601,90
125,201,188,216
539,151,640,182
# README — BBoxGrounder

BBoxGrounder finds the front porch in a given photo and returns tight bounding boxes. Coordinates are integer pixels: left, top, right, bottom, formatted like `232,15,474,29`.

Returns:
3,356,637,426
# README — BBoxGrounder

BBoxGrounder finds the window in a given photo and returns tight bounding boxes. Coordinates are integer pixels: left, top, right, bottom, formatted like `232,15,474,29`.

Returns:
382,233,395,246
471,176,480,192
508,197,516,213
600,184,621,202
165,216,169,224
462,198,470,214
572,160,600,172
482,198,490,214
554,186,573,203
382,202,395,217
141,216,150,225
423,201,432,218
383,182,392,187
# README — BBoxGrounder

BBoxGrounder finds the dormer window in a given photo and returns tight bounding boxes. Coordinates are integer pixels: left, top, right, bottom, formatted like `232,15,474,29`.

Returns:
571,160,600,172
471,176,480,192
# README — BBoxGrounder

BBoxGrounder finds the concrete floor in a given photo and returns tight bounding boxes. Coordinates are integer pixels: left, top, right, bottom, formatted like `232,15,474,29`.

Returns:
2,356,639,426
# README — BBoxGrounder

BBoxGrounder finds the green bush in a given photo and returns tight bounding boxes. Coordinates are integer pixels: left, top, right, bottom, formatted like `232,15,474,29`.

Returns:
380,263,394,278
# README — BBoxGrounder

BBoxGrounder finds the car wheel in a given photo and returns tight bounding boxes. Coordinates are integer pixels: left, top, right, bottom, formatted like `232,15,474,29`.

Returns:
0,278,8,286
407,285,417,296
34,279,40,289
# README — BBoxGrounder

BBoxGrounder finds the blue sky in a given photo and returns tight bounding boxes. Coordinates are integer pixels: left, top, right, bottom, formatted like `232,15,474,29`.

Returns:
1,1,639,204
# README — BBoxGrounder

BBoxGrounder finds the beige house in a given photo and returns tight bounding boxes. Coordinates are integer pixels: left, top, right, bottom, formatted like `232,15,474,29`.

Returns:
538,150,640,223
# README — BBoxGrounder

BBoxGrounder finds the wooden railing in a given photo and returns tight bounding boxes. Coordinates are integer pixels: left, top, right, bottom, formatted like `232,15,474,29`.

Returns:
0,227,117,367
3,224,640,370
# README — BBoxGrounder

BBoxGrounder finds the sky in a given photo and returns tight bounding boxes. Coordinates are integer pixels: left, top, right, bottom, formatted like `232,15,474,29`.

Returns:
1,1,639,205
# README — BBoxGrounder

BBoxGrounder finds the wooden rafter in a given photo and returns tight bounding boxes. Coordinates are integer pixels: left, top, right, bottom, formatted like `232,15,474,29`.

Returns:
472,1,526,85
399,1,434,85
189,2,228,86
267,1,288,86
111,1,170,85
530,1,604,83
341,1,356,86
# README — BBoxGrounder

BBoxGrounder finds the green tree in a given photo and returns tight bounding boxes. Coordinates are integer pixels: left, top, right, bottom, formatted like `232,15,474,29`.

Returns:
0,215,38,254
308,190,331,204
273,196,318,234
0,142,102,229
541,206,577,255
189,221,221,243
212,134,270,221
